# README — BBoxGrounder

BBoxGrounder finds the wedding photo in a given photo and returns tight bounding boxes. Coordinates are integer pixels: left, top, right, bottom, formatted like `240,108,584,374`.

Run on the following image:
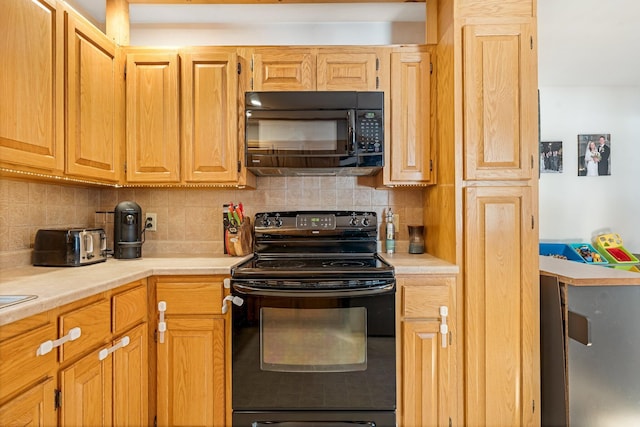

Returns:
577,133,611,176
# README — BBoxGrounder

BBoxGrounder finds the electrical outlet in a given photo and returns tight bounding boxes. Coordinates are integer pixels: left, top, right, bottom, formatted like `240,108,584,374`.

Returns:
146,213,157,232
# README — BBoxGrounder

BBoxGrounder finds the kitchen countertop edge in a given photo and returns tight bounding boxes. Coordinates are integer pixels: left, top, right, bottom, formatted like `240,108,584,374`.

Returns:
1,253,458,326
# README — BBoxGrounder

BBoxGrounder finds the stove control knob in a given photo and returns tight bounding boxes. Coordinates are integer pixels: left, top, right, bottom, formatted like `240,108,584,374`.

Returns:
261,214,271,227
274,217,283,227
349,217,360,226
361,217,370,227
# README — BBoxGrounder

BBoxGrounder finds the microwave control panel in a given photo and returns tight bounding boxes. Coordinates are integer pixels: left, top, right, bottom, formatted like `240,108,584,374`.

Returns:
357,111,383,153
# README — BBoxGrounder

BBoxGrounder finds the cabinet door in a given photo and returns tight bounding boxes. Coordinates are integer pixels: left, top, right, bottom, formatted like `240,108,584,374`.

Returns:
389,52,432,183
60,348,113,427
65,9,120,182
317,53,378,90
463,23,537,180
182,50,239,183
252,50,315,91
402,320,450,427
0,0,63,173
464,186,538,426
0,378,56,427
156,317,227,427
0,317,57,403
113,323,148,426
125,52,180,183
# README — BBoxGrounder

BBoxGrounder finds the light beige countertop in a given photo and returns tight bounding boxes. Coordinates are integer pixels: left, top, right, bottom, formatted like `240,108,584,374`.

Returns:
0,253,457,326
380,252,459,275
540,255,640,286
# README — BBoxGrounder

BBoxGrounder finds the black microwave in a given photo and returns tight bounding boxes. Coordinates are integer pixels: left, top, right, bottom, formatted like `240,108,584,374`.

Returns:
244,91,384,176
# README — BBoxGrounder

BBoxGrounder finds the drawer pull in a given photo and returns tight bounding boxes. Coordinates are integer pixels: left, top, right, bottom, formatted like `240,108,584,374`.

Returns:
98,336,130,361
439,306,449,348
37,327,82,356
158,301,167,344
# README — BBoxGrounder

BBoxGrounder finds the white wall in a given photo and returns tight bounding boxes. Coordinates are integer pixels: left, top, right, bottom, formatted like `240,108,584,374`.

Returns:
539,86,640,252
130,22,424,46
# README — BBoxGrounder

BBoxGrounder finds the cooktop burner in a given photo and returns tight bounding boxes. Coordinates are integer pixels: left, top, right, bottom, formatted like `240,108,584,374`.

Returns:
230,211,395,286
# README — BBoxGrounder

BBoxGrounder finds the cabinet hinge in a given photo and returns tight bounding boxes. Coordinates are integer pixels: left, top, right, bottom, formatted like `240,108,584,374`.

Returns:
250,77,254,90
124,162,127,173
237,62,241,75
532,215,535,230
449,417,452,427
533,399,536,413
376,76,379,89
531,154,534,169
154,329,157,343
375,57,379,71
54,388,62,409
530,36,534,50
237,160,241,173
250,58,254,72
154,415,158,427
430,159,433,172
124,62,127,79
430,62,433,74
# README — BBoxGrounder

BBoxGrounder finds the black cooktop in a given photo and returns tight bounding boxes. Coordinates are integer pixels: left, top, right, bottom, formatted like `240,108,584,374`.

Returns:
231,254,394,280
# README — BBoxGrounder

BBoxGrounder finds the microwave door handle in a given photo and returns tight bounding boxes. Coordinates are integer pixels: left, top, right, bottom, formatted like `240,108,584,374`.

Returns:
348,109,356,155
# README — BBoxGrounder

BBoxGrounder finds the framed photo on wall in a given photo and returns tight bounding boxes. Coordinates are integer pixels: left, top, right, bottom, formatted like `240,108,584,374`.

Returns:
578,134,611,176
540,141,563,173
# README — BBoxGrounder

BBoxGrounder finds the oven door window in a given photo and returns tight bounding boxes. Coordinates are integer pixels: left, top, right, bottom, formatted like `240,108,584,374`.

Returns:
260,307,367,372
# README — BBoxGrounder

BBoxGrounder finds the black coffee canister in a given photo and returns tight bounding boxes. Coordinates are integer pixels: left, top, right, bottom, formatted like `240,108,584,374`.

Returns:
113,201,143,259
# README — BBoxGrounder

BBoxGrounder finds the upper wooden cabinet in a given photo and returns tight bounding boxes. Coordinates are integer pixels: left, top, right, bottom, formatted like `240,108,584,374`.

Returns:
65,7,121,182
317,52,378,91
374,48,434,187
390,51,433,184
125,51,181,183
125,48,244,185
463,23,537,181
181,49,239,183
251,48,379,91
0,0,64,173
252,49,315,91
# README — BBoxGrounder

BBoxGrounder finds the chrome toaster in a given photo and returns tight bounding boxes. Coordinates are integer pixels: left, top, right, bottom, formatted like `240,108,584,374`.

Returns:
33,228,107,267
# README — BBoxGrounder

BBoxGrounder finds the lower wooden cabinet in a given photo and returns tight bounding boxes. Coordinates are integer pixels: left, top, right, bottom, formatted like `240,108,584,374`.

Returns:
0,378,56,427
58,284,149,427
153,276,229,427
0,280,148,427
59,344,113,426
397,275,455,427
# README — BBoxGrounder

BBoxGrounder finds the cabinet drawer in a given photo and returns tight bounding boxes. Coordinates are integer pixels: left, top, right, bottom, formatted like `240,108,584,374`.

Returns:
59,299,111,363
156,281,224,315
0,321,57,402
112,284,147,334
401,285,449,318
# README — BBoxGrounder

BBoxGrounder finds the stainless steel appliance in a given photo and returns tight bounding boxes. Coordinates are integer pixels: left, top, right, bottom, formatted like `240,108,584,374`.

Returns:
33,228,107,266
245,91,384,176
113,201,143,259
230,211,396,426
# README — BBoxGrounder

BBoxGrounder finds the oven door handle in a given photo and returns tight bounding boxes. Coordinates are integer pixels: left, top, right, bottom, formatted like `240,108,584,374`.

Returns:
231,282,395,297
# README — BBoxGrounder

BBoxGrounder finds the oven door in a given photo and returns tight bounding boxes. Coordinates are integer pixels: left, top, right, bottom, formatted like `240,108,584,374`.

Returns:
231,283,396,423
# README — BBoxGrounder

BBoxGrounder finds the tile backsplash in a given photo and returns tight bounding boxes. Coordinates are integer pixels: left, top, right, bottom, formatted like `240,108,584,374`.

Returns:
1,176,424,268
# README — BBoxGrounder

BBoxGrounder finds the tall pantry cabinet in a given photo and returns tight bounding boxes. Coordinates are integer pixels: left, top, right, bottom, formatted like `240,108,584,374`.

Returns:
427,1,540,426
